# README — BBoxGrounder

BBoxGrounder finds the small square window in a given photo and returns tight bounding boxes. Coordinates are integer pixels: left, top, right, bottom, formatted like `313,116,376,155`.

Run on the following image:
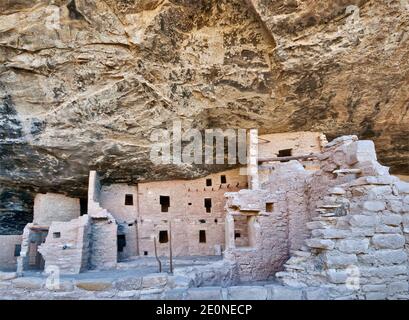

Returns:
159,230,169,243
125,194,134,206
235,232,241,239
144,251,148,256
206,179,212,187
266,202,274,213
278,149,292,162
221,175,227,184
53,232,61,239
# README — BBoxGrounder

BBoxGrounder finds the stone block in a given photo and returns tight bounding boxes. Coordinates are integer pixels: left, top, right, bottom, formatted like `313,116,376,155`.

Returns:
0,272,17,281
117,290,140,298
374,249,407,265
12,277,44,290
362,284,387,292
306,239,335,250
366,292,387,300
372,234,405,249
388,281,408,295
167,275,192,289
139,288,164,300
75,279,112,291
337,239,369,254
228,286,268,300
46,280,75,292
142,273,168,289
115,276,142,291
186,287,222,300
388,201,403,213
361,266,407,278
163,288,186,300
349,215,378,227
375,225,402,234
329,187,346,195
266,284,303,300
346,140,376,165
395,181,409,194
363,201,386,212
327,269,348,284
306,221,328,230
380,214,402,226
304,288,329,300
312,229,350,239
325,252,357,268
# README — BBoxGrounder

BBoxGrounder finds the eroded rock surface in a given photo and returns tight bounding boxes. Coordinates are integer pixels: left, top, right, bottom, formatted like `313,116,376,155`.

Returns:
1,1,408,226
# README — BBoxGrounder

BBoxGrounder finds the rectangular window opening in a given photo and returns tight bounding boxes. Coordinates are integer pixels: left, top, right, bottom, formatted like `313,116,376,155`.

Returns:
221,175,227,184
199,230,206,243
160,196,170,212
80,198,88,216
14,244,21,257
235,232,241,239
278,149,292,162
53,232,61,239
206,178,212,187
159,230,169,243
144,251,148,256
204,198,212,213
125,194,134,206
266,202,274,213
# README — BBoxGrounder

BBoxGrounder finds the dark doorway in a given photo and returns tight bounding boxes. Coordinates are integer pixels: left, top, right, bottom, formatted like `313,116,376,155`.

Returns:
204,198,212,213
199,230,206,243
27,228,48,270
80,198,88,216
117,235,126,252
160,196,170,212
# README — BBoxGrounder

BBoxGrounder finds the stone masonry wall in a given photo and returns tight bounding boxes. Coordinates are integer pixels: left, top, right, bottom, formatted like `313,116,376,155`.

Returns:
224,135,396,284
277,177,409,300
38,215,91,274
136,169,247,257
33,193,80,226
0,235,22,271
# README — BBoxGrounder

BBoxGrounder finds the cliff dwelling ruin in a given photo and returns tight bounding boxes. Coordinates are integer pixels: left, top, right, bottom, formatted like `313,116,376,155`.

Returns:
1,130,409,300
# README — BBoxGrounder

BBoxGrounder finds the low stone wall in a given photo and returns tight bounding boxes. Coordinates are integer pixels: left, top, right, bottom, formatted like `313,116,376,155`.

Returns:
0,270,328,300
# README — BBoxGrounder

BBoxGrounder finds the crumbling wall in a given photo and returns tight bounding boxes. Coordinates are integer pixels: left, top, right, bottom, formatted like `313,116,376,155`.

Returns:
38,215,91,274
0,235,22,271
88,215,117,270
277,177,409,300
225,162,312,281
33,193,80,226
224,135,397,284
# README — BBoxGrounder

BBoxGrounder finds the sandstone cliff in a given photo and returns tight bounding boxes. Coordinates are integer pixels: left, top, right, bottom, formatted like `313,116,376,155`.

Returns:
1,0,408,231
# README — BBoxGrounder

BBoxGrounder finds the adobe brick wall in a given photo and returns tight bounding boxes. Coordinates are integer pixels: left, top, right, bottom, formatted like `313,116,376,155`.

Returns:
137,169,247,257
0,235,22,271
33,193,80,226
